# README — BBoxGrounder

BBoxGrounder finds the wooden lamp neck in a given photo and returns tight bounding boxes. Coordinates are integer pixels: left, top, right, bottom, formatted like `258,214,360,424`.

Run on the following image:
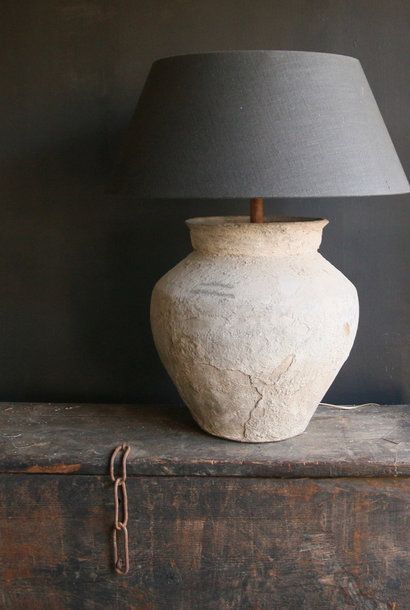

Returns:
250,197,264,223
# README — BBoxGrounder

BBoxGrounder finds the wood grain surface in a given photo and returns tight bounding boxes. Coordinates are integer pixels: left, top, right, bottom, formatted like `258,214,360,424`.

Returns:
0,403,408,477
0,474,408,609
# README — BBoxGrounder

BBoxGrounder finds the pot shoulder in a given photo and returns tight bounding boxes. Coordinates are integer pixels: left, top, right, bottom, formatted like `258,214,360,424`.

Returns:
152,251,358,314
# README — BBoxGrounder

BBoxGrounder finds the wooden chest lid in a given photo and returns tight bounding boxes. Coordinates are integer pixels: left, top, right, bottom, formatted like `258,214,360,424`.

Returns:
0,403,408,478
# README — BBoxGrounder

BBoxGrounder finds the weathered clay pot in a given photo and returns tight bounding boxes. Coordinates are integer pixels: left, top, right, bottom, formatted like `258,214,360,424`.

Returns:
151,217,359,442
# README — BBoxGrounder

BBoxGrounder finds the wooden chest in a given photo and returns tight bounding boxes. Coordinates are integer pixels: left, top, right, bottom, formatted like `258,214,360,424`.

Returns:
0,403,408,609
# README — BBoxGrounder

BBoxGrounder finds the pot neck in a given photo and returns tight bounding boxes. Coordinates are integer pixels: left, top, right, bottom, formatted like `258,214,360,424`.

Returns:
186,216,329,257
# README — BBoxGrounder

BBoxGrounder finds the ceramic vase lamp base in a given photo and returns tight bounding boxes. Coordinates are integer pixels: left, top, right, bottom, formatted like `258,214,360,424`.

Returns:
151,199,359,443
120,51,409,442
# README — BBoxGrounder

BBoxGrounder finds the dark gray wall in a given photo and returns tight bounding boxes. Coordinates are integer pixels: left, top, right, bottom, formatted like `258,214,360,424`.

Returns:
1,0,409,404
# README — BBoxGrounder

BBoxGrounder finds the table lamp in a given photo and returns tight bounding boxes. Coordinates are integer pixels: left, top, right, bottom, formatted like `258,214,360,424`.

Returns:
117,51,409,442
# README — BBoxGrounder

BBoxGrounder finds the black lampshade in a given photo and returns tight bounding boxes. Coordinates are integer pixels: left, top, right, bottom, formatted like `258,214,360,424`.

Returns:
117,51,409,198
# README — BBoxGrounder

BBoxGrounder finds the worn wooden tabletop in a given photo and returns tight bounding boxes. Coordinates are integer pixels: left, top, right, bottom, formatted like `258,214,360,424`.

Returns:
0,403,408,478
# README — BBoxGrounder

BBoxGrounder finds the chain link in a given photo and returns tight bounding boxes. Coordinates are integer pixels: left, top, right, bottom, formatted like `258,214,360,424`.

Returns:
110,444,131,575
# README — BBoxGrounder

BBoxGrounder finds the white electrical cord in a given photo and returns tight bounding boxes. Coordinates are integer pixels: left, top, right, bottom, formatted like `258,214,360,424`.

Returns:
319,402,380,410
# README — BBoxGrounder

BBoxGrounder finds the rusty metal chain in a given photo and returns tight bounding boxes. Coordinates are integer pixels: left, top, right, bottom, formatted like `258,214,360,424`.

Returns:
110,444,131,575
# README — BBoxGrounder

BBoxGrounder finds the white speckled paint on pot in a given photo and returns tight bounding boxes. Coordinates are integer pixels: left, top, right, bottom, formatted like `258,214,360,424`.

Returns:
151,217,359,442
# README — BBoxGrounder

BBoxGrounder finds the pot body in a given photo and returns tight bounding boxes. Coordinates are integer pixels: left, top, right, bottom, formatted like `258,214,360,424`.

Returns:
151,217,359,442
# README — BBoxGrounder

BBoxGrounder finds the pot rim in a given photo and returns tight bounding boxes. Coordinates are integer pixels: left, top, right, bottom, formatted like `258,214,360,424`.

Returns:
186,215,328,227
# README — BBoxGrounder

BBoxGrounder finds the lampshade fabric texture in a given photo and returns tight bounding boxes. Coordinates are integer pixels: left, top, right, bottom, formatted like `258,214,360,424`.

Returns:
118,51,409,198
